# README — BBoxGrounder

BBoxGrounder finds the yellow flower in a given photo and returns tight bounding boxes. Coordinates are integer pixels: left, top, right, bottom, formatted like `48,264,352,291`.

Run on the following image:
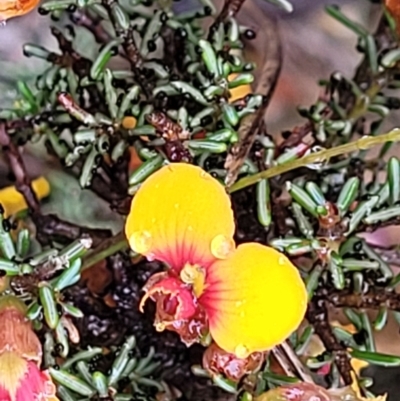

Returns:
0,177,50,217
125,163,307,357
0,0,40,22
0,296,59,401
228,73,252,103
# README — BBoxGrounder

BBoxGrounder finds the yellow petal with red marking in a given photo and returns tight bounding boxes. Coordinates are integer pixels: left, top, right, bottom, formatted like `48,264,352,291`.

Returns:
125,163,235,270
0,0,39,21
0,296,42,362
200,243,307,356
0,352,58,401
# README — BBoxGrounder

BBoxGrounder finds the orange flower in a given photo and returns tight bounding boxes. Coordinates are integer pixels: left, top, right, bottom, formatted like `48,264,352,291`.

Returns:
386,0,400,35
0,0,39,22
125,163,307,357
0,296,58,401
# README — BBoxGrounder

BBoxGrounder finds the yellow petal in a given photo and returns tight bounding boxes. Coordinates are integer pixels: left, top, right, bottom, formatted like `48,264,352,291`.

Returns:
0,296,42,362
0,177,50,217
228,73,252,103
0,0,40,21
200,243,307,356
349,372,387,401
122,116,137,130
125,163,235,270
0,351,27,401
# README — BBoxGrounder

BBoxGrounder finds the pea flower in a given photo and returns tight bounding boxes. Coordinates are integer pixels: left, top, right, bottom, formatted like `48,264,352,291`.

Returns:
0,0,40,22
125,163,307,358
0,295,58,401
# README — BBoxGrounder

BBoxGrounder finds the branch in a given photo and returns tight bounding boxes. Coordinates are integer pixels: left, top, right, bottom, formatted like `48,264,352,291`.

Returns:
209,0,248,39
33,213,111,247
0,123,112,246
0,123,40,213
228,128,400,193
306,298,353,386
325,288,400,311
224,12,282,185
101,0,151,97
82,231,128,270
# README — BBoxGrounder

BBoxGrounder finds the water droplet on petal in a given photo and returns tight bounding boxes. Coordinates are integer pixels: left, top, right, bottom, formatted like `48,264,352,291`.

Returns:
188,225,193,231
155,321,166,332
235,300,242,307
129,231,152,254
200,170,207,178
278,256,286,265
0,20,6,27
235,344,249,359
174,203,180,209
147,253,156,262
211,235,235,259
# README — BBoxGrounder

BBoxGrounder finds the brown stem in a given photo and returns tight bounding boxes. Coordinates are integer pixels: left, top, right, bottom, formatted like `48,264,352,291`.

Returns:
32,213,111,247
306,298,353,386
0,123,112,246
0,123,40,213
326,288,400,311
101,0,151,97
209,0,248,39
224,12,282,186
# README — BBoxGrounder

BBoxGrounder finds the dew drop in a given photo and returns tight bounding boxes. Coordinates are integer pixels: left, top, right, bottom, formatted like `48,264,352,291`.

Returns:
129,231,152,254
0,20,6,27
174,203,180,209
146,253,156,262
155,322,166,332
180,264,197,283
211,234,235,259
188,225,193,231
278,256,286,265
234,344,249,359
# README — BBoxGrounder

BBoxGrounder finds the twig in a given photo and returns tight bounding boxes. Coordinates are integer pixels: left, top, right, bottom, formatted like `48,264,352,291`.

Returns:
224,13,282,186
227,128,400,193
0,123,112,246
0,123,40,212
101,0,151,97
209,0,248,39
82,231,129,270
70,10,112,45
326,288,400,311
306,298,353,386
33,213,111,247
276,341,314,383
